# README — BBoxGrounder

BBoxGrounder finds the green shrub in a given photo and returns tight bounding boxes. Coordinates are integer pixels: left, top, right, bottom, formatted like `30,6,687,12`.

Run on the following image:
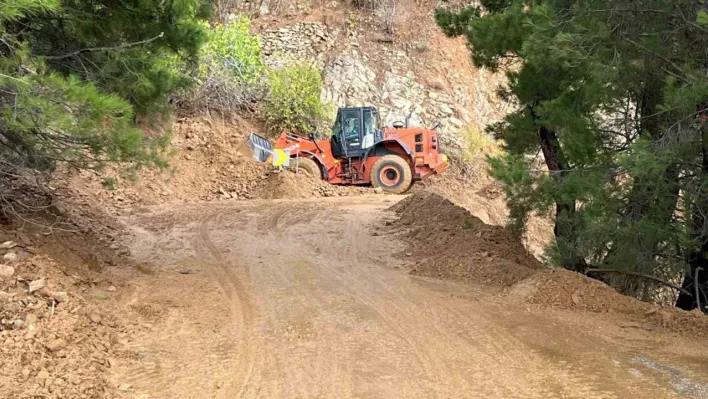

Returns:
179,16,266,113
262,62,333,136
199,16,264,83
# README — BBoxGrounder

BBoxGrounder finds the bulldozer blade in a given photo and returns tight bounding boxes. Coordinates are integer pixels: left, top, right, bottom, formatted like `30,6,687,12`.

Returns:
236,133,274,163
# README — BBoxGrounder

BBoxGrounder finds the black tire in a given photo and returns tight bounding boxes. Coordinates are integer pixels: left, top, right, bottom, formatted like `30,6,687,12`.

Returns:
370,154,413,194
293,157,322,179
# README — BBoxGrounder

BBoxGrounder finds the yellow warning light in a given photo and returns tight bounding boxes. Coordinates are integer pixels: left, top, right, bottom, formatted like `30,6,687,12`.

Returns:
415,157,424,164
272,148,288,166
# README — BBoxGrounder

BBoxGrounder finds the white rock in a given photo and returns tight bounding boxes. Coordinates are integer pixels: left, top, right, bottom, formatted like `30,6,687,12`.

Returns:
28,279,46,294
0,265,15,279
448,118,465,128
258,0,269,15
438,104,454,115
1,241,17,249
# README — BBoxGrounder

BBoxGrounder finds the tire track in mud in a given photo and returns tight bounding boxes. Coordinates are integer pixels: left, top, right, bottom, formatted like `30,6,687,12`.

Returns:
113,210,249,398
306,257,444,395
268,203,445,396
292,204,582,397
239,202,363,398
116,197,705,399
197,212,258,398
245,202,440,395
335,215,677,399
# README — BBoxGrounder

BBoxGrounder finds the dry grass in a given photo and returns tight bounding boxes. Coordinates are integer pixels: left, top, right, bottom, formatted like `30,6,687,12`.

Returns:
461,124,503,161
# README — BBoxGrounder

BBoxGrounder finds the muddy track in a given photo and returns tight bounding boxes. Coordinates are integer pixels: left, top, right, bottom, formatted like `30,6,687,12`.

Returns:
197,211,257,397
113,196,708,399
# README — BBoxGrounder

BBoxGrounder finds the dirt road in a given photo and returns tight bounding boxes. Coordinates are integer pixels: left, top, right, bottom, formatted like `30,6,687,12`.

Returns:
111,195,708,399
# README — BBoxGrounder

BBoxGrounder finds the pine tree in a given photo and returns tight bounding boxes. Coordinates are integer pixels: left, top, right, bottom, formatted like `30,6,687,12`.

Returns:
436,0,708,306
0,0,209,179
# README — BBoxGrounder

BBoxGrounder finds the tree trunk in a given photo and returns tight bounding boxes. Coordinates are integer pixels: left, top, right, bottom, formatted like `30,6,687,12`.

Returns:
676,114,708,311
537,123,588,273
676,257,708,311
603,76,680,288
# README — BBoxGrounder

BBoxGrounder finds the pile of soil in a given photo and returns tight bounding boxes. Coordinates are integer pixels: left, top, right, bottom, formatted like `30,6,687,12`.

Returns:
508,269,708,336
415,166,554,260
391,192,542,287
393,192,708,337
0,253,122,398
0,175,129,267
0,177,142,398
56,116,368,216
507,268,651,314
251,169,369,199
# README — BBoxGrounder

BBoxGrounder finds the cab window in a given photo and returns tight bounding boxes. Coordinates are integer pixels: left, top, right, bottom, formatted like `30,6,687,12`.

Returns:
331,109,342,138
363,109,375,137
342,109,361,148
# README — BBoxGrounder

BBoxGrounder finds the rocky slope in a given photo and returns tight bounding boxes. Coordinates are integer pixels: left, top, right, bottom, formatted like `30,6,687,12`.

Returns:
250,0,513,156
55,0,553,255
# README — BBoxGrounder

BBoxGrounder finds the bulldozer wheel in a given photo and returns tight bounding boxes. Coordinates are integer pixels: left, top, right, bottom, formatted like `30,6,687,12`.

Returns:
293,157,322,179
370,154,413,194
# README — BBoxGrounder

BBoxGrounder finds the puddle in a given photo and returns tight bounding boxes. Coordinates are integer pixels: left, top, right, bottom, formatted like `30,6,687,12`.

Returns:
633,356,708,398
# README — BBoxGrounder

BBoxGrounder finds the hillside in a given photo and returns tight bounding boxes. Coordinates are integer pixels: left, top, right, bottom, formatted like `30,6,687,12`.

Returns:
53,0,553,254
251,0,513,155
12,1,708,398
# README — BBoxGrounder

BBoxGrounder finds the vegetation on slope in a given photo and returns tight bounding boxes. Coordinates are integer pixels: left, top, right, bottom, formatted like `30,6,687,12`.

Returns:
1,3,330,190
436,0,708,310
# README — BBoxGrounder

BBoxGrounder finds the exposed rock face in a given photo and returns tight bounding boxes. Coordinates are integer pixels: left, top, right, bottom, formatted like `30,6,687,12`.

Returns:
257,17,511,159
320,48,467,153
260,22,335,69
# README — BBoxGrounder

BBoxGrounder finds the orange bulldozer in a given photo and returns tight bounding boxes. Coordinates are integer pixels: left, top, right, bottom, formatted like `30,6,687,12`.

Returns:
243,106,449,194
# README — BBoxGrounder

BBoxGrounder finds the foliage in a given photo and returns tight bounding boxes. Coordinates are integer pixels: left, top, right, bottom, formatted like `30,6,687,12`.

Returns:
460,124,501,161
178,16,266,114
199,16,264,83
262,62,332,136
0,0,210,181
437,0,708,306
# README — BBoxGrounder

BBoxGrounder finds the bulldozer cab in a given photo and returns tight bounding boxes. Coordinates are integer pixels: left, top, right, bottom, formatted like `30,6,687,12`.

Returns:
331,107,381,158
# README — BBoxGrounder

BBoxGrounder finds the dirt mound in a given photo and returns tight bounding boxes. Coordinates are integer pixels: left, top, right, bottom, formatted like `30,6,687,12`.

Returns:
56,115,368,216
0,174,129,270
251,169,368,199
0,253,122,398
390,192,542,287
393,192,708,337
57,116,274,208
0,178,148,398
507,268,652,314
414,165,554,260
508,268,708,336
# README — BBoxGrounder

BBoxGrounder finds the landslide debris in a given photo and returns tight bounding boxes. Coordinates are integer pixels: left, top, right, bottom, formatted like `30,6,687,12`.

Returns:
0,180,137,398
391,192,708,337
251,169,369,199
57,116,369,215
0,254,122,398
390,192,542,287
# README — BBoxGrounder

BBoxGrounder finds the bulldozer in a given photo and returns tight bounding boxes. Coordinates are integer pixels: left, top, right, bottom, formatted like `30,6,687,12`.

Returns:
243,106,449,194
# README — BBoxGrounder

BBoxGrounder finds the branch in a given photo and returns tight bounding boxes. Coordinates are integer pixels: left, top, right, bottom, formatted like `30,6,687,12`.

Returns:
40,32,164,61
623,38,688,82
696,267,704,311
586,268,692,296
